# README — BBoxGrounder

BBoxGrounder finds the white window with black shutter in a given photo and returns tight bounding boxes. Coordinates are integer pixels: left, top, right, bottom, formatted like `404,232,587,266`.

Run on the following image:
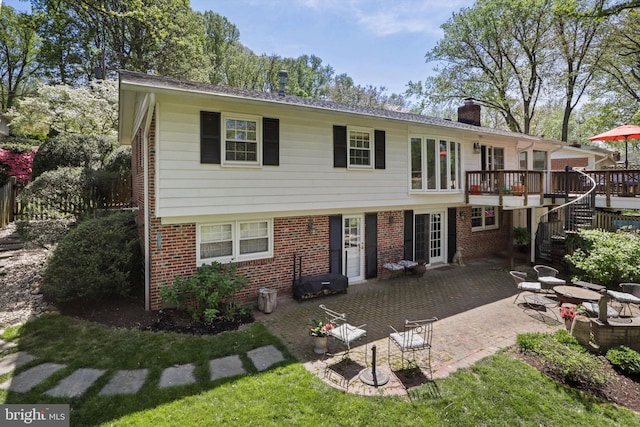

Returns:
200,111,279,167
334,125,385,170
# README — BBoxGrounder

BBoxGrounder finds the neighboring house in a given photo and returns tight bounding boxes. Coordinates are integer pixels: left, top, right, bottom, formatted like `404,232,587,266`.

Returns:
118,71,571,311
550,143,613,170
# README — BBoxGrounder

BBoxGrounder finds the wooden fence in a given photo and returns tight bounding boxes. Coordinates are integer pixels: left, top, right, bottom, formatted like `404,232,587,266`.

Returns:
593,211,640,232
13,175,132,221
0,177,16,227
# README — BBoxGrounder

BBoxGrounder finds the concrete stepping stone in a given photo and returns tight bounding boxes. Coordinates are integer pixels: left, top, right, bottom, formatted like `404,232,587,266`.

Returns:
0,363,66,393
209,355,246,382
0,351,36,376
247,345,285,372
159,364,195,388
45,368,106,398
99,369,148,396
0,339,17,352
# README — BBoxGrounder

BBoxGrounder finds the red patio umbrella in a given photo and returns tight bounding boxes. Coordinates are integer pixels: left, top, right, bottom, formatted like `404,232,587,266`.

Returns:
588,124,640,169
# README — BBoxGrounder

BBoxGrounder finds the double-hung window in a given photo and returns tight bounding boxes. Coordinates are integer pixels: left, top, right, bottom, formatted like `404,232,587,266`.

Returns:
222,113,261,166
198,220,272,265
533,150,547,170
349,127,373,168
471,206,498,231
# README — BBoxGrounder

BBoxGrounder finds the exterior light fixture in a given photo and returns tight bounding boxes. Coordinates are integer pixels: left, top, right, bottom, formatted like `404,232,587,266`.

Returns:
308,219,316,235
473,142,481,154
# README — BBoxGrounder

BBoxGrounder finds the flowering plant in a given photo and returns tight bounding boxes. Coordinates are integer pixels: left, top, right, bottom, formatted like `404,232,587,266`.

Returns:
559,305,584,321
308,319,335,337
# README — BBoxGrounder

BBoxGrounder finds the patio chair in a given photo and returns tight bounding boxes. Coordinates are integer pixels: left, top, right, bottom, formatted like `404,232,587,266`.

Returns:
318,304,367,361
388,318,437,377
533,265,566,290
510,271,542,304
608,283,640,317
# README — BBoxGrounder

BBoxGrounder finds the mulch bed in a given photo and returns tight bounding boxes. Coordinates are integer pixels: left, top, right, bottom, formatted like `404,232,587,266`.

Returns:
509,348,640,414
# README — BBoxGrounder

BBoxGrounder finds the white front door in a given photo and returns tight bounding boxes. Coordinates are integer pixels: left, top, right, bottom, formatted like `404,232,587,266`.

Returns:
343,215,364,282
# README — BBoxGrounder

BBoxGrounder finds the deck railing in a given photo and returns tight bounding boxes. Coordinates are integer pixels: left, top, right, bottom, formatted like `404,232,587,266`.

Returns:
465,170,544,204
466,169,640,207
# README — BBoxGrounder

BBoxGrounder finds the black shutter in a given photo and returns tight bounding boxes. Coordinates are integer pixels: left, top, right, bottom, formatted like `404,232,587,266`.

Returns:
415,214,430,264
333,125,347,168
448,208,457,262
403,210,414,261
374,129,385,169
365,213,378,279
263,117,279,166
201,111,221,164
329,215,343,274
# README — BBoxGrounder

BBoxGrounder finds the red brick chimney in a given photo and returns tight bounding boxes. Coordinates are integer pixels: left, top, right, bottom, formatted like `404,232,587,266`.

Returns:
458,98,480,126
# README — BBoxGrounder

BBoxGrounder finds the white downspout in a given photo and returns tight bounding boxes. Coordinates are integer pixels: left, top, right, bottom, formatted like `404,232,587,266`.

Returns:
143,93,155,311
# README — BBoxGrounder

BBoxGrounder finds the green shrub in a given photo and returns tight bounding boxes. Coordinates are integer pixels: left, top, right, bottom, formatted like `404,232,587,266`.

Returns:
31,134,116,179
15,219,74,249
18,167,85,218
606,346,640,377
41,211,142,302
104,145,131,177
160,262,248,323
517,330,607,387
564,229,640,288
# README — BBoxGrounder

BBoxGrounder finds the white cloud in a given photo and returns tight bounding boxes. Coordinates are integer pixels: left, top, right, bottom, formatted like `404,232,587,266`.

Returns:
297,0,473,37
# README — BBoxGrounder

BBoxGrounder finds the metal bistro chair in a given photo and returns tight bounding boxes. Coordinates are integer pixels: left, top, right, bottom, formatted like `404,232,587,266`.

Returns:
510,271,542,304
533,265,566,290
318,304,367,361
510,271,558,320
388,317,437,377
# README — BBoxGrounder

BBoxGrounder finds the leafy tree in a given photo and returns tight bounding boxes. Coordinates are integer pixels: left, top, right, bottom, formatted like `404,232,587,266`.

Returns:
7,79,118,137
32,0,208,83
592,0,640,16
549,0,609,141
416,0,555,135
201,11,240,85
595,9,640,116
0,5,41,112
35,3,94,84
31,133,116,179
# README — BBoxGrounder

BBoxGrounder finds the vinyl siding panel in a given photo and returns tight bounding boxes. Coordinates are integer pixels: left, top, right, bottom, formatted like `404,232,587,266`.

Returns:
154,94,466,219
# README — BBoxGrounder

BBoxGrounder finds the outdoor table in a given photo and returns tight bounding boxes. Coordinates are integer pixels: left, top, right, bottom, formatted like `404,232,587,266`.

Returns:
553,285,601,305
538,275,565,288
573,280,606,292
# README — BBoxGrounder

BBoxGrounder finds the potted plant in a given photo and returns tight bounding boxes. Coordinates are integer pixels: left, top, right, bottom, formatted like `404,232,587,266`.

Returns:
513,226,530,252
308,319,335,354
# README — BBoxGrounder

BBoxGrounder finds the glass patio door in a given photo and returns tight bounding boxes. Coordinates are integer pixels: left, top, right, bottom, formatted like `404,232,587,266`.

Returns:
343,215,364,282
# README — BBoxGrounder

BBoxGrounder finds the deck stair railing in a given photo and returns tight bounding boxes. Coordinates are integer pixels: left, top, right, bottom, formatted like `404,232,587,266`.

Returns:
536,167,596,263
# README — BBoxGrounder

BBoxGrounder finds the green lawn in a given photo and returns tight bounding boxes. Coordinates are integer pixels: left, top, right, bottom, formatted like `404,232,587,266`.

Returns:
1,314,639,426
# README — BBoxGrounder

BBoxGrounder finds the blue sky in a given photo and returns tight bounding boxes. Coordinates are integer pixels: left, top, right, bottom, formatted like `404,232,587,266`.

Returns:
195,0,474,94
4,0,474,94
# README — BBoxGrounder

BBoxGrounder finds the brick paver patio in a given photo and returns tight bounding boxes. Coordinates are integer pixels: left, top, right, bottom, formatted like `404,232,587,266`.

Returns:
255,257,564,396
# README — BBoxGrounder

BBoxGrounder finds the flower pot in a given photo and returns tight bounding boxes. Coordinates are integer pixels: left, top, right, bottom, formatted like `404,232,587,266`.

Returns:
512,185,525,196
570,315,591,346
470,185,481,195
312,335,328,354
